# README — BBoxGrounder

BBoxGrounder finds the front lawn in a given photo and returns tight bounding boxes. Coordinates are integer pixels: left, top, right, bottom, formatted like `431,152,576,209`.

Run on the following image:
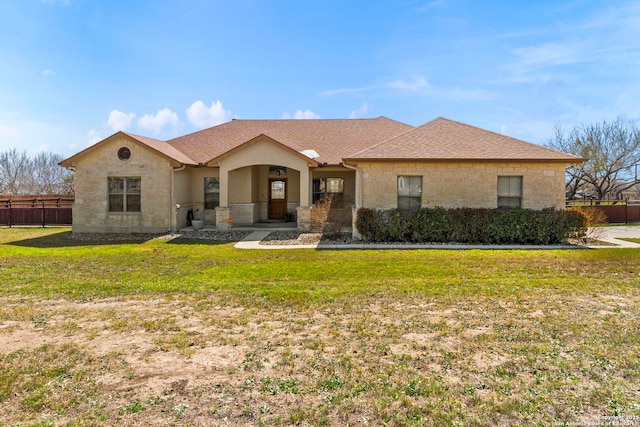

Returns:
1,227,639,426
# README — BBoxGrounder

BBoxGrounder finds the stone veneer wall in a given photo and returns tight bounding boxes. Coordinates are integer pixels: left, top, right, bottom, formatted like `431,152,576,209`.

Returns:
358,161,567,210
71,137,173,233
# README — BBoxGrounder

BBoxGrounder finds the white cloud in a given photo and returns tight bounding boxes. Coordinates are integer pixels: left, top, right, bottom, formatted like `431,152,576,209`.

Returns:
507,42,586,73
282,109,322,119
349,102,371,119
388,76,432,91
186,100,232,128
42,69,55,77
107,110,136,132
87,129,101,145
137,108,180,135
322,85,376,96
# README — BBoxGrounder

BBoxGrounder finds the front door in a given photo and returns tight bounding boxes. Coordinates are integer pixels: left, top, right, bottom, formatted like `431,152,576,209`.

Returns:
268,179,287,219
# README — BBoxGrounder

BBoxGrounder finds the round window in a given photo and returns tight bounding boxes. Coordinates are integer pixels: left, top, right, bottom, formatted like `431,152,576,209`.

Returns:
118,147,131,160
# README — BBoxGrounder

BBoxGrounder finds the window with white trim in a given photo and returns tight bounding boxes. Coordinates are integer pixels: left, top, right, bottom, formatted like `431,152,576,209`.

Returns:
108,177,141,212
398,176,422,212
497,176,522,208
204,177,220,210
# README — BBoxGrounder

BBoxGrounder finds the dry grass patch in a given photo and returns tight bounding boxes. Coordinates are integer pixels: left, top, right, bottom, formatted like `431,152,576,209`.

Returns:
1,292,639,426
1,228,639,425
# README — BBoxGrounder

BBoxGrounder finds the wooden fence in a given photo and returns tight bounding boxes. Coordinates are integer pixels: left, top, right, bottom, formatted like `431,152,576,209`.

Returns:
0,196,74,227
566,199,640,224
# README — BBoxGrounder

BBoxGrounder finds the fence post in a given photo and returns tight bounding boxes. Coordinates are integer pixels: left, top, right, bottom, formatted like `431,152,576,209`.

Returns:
8,199,12,228
625,198,629,224
42,200,46,228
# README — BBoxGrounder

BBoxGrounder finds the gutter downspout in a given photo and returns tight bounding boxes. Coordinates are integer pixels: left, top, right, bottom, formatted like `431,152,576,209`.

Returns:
343,162,363,240
170,164,186,232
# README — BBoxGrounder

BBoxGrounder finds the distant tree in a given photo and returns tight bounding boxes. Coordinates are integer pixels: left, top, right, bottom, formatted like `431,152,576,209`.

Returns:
0,149,29,195
548,117,640,200
0,149,74,195
31,152,73,194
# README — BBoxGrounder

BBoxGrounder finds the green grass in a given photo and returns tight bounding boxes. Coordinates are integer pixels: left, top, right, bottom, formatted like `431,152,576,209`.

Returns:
1,227,639,426
1,227,638,303
619,237,640,244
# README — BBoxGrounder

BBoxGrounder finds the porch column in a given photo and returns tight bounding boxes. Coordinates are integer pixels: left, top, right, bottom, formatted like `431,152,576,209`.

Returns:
299,166,310,207
219,162,229,207
215,162,232,230
296,166,311,231
216,206,232,230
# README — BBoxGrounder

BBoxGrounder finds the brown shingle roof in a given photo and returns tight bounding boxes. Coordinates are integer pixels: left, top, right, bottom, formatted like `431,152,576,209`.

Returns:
167,117,413,165
60,131,197,168
346,117,584,163
62,117,582,169
122,132,197,165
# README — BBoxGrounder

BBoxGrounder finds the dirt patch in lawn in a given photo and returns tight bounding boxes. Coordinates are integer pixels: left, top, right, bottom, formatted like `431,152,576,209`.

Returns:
1,293,639,426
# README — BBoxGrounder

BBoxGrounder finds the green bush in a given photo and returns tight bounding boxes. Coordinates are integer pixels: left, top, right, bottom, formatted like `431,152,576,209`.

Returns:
355,207,586,245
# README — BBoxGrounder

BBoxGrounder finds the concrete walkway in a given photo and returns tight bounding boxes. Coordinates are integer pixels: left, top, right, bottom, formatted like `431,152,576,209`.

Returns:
234,225,640,250
591,225,640,248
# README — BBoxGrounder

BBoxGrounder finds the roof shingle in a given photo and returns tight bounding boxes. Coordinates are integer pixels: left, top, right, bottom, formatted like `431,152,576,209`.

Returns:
167,117,413,164
346,117,583,162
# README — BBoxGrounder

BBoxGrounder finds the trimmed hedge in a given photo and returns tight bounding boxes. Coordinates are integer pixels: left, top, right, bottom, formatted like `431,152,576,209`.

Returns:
355,207,586,245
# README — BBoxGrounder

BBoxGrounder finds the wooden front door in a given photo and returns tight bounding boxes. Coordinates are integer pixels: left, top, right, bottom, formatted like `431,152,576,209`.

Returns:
268,179,287,219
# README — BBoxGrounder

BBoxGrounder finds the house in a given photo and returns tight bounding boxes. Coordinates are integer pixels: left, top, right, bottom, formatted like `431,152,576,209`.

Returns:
60,117,583,236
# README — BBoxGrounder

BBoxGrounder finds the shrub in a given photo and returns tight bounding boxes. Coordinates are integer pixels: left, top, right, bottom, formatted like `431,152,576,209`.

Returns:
355,207,587,245
567,206,606,242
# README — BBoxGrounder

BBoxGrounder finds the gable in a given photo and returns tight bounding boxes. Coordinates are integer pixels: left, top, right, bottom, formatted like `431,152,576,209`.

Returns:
60,131,196,168
206,134,319,170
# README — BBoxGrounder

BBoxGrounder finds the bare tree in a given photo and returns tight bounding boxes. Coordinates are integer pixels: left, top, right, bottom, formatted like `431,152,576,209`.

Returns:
548,117,640,200
0,149,74,195
0,149,30,195
32,152,73,194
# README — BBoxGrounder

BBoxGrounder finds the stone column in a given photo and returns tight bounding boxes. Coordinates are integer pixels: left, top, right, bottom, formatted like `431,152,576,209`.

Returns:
351,205,362,240
215,206,232,230
296,206,311,231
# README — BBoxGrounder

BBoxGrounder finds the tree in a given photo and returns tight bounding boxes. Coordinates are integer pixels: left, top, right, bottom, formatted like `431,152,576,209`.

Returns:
0,149,74,195
548,117,640,200
31,152,73,194
0,149,29,195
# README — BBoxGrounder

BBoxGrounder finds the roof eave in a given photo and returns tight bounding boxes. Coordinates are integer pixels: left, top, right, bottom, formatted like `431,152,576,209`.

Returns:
59,131,196,169
344,157,585,164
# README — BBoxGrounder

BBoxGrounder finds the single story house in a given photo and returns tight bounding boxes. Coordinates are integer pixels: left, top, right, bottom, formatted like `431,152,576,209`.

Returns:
60,117,583,236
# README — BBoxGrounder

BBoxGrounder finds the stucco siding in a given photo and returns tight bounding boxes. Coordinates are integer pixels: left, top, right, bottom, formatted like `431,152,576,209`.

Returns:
356,161,566,210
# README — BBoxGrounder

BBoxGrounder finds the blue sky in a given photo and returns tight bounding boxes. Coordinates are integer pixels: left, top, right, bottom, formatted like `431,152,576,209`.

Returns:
1,0,639,157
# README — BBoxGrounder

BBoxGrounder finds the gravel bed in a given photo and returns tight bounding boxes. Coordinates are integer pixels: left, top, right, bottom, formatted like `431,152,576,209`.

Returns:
260,230,355,245
171,230,253,241
71,230,253,242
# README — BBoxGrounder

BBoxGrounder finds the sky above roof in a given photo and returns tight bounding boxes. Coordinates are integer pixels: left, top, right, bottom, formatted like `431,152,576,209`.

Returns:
1,0,639,157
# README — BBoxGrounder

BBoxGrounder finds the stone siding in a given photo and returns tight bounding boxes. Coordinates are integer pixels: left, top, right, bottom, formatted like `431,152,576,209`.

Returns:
358,161,566,210
71,137,173,233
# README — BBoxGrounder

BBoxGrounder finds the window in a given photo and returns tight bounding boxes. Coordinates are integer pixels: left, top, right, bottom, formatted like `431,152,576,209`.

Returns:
497,176,522,208
204,177,220,210
312,178,344,203
108,177,141,212
117,147,131,161
398,176,422,212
